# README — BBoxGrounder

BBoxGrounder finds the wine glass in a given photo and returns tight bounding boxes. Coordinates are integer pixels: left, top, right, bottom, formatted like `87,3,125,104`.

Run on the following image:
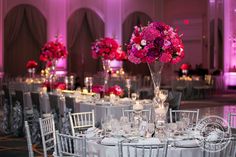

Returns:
84,77,89,90
181,113,191,131
146,123,155,138
126,78,131,98
166,123,178,137
88,77,93,92
131,93,139,101
101,118,109,136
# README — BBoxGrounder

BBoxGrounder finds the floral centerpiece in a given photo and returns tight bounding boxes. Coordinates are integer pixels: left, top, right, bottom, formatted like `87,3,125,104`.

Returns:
40,37,67,67
92,84,124,97
40,36,68,91
43,82,66,91
180,63,191,76
127,22,184,123
26,60,38,78
91,37,126,72
180,63,190,70
106,85,124,97
91,37,126,60
26,60,38,69
91,37,126,93
127,22,184,93
92,85,105,94
127,22,184,64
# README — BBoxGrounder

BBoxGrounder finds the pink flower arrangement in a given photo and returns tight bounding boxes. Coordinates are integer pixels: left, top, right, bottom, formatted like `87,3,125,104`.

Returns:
42,82,66,91
91,37,126,60
106,85,124,96
92,85,105,94
180,63,190,70
26,60,38,69
92,85,124,96
127,22,184,64
40,37,67,66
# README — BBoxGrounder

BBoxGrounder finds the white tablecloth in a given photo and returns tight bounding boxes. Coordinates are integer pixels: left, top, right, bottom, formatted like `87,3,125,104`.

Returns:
87,140,202,157
75,102,132,123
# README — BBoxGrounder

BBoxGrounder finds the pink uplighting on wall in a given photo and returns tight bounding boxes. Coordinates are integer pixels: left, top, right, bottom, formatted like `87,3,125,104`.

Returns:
224,0,236,87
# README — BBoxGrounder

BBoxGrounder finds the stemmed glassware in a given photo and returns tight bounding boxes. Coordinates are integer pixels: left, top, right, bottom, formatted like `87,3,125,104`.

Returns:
126,78,131,98
131,93,139,101
84,77,89,91
84,77,93,93
88,77,93,92
146,123,155,138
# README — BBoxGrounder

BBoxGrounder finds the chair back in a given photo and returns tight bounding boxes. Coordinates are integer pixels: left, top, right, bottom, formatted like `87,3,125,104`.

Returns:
56,131,86,157
169,109,199,127
118,141,168,157
2,84,10,101
24,121,34,157
228,113,236,128
39,114,56,157
122,109,151,122
202,137,236,157
167,91,182,110
30,92,41,115
48,94,60,116
69,110,95,136
65,96,76,113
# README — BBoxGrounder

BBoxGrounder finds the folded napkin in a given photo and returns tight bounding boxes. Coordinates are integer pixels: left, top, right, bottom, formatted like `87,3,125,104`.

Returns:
85,127,102,139
101,137,124,145
174,139,199,148
137,138,161,145
206,129,223,141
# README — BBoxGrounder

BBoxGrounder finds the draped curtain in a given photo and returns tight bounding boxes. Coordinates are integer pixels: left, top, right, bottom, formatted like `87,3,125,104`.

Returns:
122,12,152,76
4,4,47,77
67,8,104,85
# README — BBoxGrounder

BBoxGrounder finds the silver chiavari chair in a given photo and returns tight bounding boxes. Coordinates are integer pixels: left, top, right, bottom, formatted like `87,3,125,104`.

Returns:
228,113,236,128
202,137,236,157
39,114,57,157
56,131,86,157
24,121,34,157
169,109,199,127
118,141,168,157
122,108,151,122
69,110,95,136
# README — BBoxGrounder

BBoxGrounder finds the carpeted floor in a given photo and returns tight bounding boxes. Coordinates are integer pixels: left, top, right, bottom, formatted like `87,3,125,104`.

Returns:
0,135,29,157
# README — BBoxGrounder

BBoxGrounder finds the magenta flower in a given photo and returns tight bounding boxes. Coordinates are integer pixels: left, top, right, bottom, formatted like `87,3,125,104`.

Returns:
127,21,184,64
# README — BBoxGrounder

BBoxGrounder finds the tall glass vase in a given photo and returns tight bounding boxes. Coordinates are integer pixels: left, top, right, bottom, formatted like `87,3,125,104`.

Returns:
102,59,111,94
147,61,164,97
48,59,57,92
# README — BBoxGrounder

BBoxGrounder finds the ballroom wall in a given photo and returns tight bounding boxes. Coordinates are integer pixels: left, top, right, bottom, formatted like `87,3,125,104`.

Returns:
1,0,234,85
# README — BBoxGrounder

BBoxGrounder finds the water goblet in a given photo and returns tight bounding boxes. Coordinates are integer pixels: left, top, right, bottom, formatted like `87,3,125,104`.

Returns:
166,123,177,137
84,77,89,91
126,78,131,98
101,119,109,136
131,93,138,101
146,123,155,138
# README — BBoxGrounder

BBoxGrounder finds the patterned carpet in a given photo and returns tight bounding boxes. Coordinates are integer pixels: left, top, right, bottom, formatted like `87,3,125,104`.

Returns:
0,135,47,157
